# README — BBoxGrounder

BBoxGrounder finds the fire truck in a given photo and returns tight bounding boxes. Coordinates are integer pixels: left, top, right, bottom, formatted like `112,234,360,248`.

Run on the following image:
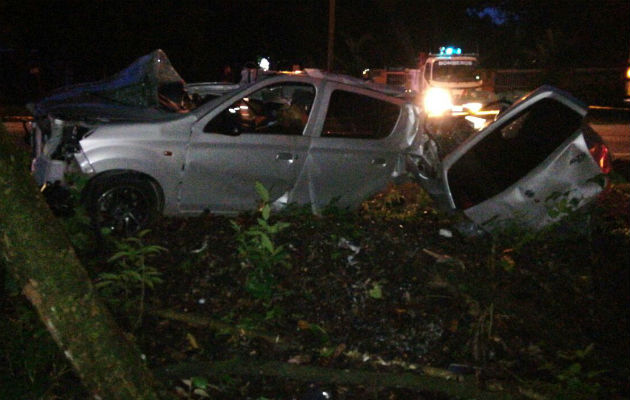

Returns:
365,47,494,118
415,46,492,117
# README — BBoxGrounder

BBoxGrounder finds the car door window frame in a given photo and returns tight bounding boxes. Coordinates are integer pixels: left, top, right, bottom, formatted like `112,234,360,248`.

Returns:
201,81,316,137
311,82,405,140
440,88,588,210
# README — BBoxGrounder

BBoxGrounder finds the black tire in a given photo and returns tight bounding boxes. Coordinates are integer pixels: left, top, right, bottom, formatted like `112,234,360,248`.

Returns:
86,174,161,235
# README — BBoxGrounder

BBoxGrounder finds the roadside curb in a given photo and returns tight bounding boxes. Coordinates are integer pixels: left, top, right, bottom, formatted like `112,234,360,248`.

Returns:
0,115,33,122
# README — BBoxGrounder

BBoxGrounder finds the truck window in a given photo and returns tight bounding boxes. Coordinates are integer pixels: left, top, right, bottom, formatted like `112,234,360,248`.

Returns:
433,60,479,83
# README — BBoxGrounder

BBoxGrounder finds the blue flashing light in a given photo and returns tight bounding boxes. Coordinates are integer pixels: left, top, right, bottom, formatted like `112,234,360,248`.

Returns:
439,46,462,56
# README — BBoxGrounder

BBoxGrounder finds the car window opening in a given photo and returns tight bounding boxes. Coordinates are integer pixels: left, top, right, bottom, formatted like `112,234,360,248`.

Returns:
321,90,400,139
448,98,583,208
204,83,315,136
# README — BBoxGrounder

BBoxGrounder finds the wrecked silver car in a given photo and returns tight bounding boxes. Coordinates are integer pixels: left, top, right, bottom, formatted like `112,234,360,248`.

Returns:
28,51,611,234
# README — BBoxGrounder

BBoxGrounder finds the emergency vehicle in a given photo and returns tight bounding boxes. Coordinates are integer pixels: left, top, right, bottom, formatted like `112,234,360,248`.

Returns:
365,47,493,117
416,46,490,117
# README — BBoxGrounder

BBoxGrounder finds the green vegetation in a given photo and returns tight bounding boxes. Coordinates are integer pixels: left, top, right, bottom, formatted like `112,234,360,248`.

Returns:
95,229,166,330
232,182,291,302
1,119,628,398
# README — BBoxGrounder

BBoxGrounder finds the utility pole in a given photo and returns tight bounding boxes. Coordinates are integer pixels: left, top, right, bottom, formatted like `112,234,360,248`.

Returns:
327,0,335,71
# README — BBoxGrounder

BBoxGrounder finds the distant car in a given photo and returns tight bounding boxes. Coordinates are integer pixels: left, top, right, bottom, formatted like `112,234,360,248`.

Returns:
28,51,612,235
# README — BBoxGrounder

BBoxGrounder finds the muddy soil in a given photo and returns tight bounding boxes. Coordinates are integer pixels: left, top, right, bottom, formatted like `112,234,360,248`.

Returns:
72,182,630,399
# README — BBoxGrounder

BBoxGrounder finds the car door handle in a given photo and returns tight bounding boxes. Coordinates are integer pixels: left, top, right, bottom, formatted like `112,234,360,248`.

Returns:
371,158,387,167
276,152,297,162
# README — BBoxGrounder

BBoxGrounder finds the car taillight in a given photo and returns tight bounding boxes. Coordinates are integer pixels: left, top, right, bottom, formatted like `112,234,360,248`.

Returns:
589,142,612,174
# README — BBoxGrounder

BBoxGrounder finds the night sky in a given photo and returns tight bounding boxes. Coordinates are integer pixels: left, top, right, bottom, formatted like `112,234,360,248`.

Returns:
1,0,629,97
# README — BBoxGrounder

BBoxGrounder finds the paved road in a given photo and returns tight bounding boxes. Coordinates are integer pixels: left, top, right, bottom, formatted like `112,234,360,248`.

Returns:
586,106,630,161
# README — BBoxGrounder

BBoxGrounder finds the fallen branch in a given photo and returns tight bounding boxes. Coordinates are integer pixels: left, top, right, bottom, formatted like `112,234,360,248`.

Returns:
158,358,517,399
152,308,463,379
151,310,550,399
150,308,295,350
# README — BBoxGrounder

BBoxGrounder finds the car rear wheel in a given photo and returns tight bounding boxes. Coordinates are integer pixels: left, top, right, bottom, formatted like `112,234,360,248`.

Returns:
87,174,161,235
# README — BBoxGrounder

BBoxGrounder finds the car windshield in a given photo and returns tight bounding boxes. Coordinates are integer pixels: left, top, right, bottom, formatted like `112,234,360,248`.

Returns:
432,59,480,83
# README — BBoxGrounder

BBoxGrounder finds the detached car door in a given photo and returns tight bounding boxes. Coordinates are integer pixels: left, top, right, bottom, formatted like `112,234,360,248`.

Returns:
179,81,315,214
437,86,607,230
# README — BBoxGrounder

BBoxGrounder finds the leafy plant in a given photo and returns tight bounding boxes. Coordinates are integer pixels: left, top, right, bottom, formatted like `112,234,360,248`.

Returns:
540,344,604,399
178,376,211,398
95,229,165,329
232,182,291,302
360,182,435,220
368,281,383,299
55,173,112,256
545,190,583,220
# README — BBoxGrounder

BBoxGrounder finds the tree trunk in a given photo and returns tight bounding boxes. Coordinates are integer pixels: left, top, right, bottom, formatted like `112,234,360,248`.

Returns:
0,125,162,399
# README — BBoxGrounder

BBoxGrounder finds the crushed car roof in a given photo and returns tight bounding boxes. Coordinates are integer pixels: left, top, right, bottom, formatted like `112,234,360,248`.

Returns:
28,49,184,119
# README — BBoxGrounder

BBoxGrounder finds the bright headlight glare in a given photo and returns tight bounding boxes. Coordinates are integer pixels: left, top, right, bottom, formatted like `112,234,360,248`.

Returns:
465,115,488,130
424,88,452,116
463,102,483,113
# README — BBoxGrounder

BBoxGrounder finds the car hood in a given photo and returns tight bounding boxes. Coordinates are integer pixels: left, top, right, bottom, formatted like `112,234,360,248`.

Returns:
29,49,184,122
29,95,177,123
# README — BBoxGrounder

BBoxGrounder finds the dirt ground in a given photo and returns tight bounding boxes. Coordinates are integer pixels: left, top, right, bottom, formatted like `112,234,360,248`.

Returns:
70,181,630,399
2,118,629,399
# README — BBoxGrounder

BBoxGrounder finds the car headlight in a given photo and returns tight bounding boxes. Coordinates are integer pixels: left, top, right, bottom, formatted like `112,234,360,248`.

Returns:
72,149,95,175
424,87,452,117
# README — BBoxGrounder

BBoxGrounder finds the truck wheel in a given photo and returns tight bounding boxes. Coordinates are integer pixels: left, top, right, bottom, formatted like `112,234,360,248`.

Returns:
87,174,161,235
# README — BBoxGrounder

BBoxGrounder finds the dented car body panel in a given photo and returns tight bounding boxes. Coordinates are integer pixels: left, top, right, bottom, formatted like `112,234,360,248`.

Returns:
432,86,607,229
462,133,603,230
28,50,191,187
31,49,185,117
28,51,609,233
75,114,196,215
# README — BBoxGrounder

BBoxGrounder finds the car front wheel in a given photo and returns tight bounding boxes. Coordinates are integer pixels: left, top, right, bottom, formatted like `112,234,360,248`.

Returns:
86,174,161,235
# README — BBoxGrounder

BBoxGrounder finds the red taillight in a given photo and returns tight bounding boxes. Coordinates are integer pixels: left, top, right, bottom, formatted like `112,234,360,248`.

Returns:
589,142,612,174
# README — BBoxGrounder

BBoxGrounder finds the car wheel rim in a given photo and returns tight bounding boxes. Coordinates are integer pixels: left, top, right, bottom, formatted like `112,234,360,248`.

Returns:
96,185,150,234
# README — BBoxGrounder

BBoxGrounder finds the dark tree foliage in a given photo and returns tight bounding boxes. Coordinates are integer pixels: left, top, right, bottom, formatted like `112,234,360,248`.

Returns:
1,0,628,87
